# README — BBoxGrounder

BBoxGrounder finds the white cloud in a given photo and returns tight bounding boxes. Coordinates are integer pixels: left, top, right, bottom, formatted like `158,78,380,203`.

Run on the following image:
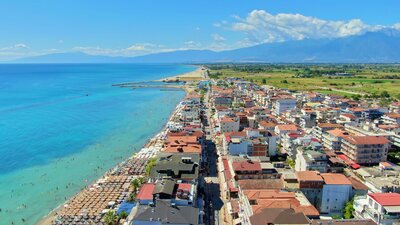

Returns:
213,20,228,28
394,23,400,30
212,33,226,42
0,43,29,51
184,41,202,49
126,43,163,52
227,10,384,43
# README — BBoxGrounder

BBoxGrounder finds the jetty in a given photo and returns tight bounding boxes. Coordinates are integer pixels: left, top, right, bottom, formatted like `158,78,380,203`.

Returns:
112,82,184,90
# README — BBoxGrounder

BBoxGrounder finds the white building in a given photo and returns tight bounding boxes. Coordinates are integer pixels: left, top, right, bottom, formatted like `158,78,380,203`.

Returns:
320,173,352,215
354,193,400,225
295,150,328,173
274,98,297,115
228,138,250,155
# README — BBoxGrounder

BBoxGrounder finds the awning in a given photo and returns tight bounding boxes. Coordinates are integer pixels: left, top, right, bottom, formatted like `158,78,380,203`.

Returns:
351,163,361,169
337,154,360,169
384,206,400,213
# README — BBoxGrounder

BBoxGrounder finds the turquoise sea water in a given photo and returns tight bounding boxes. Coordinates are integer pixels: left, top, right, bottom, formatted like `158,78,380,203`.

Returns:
0,64,194,225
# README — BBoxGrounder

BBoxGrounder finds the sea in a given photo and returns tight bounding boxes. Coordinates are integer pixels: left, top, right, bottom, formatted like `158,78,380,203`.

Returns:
0,64,195,225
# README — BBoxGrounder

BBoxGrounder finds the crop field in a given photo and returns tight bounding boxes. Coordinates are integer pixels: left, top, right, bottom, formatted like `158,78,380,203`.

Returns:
206,64,400,99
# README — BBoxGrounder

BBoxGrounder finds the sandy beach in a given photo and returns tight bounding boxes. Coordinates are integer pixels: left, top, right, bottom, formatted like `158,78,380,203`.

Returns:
157,66,207,82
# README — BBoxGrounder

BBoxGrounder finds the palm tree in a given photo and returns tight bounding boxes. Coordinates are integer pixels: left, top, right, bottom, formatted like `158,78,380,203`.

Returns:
103,210,118,225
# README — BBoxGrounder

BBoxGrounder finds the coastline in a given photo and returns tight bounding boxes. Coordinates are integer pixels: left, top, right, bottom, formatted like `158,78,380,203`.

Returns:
36,67,200,225
156,66,206,82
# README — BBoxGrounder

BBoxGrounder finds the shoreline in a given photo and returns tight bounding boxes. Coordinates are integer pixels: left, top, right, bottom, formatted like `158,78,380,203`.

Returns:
156,66,206,82
36,70,197,225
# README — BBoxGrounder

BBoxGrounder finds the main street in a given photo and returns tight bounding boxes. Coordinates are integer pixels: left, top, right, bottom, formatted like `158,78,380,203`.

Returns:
202,89,225,225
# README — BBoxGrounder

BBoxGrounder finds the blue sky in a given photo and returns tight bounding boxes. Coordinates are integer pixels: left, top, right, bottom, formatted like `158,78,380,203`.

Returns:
1,0,400,60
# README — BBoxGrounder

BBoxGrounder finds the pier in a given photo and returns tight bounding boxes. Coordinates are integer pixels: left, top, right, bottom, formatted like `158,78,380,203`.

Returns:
112,82,184,90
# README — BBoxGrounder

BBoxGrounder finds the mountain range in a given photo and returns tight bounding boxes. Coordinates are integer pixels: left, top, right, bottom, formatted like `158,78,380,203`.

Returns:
11,30,400,63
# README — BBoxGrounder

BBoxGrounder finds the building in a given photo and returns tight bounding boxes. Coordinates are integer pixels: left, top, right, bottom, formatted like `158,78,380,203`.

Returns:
274,124,298,139
341,136,390,165
264,131,278,156
354,193,400,225
314,123,344,140
295,150,328,173
311,219,377,225
320,173,352,215
163,136,202,155
232,160,263,180
274,97,297,115
220,116,240,133
150,153,200,182
382,113,400,125
243,189,320,218
250,208,310,225
322,128,350,151
131,200,200,225
296,171,324,208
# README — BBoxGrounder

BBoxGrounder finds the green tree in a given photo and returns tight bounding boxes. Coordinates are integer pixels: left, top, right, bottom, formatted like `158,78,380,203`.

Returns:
145,158,157,176
343,198,355,219
352,94,361,101
103,210,118,225
381,90,390,98
287,158,295,168
262,78,267,84
119,211,129,219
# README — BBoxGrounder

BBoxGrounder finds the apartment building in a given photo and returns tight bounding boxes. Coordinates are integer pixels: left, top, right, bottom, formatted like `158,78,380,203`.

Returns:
341,136,390,165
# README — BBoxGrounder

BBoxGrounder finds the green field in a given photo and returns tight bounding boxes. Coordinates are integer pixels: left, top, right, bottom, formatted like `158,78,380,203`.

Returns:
206,64,400,99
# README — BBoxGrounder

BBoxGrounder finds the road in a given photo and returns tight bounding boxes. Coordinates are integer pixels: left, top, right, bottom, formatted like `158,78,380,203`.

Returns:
202,90,224,225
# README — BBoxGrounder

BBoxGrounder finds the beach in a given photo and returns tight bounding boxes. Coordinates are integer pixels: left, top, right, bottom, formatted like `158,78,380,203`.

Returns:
35,67,204,225
157,66,207,82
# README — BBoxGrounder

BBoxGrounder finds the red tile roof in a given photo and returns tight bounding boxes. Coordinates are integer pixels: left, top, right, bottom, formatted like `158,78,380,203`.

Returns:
166,136,198,146
321,173,351,185
220,117,237,123
245,190,320,217
232,161,262,172
318,123,343,128
369,193,400,206
276,124,298,131
343,136,390,145
163,144,202,153
326,129,350,137
259,121,277,128
385,113,400,119
296,171,323,182
136,183,155,200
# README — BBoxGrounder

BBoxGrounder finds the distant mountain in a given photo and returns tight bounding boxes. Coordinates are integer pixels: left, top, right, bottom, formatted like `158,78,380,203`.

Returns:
12,52,127,63
9,30,400,63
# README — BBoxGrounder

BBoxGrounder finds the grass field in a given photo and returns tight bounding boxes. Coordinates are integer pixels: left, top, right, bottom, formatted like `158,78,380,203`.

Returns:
207,65,400,99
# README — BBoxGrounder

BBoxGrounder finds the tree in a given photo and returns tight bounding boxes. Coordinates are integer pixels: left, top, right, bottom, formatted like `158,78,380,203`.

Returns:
343,198,355,219
262,78,267,84
287,158,295,168
352,94,361,101
381,90,390,98
119,211,129,219
127,192,136,202
145,158,157,176
103,210,118,225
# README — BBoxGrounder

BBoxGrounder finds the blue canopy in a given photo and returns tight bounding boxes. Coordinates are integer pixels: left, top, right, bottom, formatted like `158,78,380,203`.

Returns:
117,201,136,214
